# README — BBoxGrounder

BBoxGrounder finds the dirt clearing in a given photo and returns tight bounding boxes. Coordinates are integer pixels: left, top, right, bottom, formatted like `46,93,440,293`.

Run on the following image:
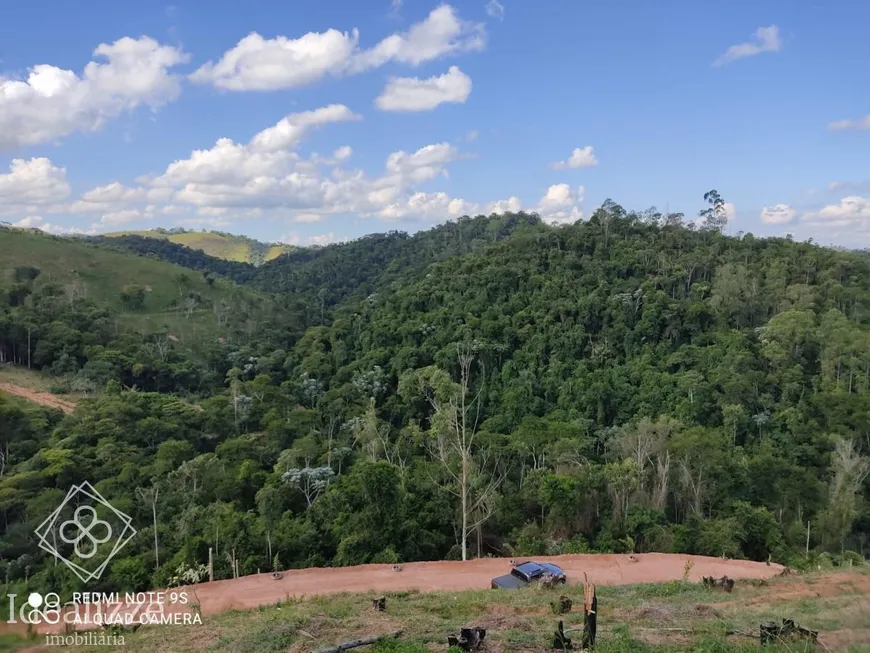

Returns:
186,552,782,616
0,382,76,414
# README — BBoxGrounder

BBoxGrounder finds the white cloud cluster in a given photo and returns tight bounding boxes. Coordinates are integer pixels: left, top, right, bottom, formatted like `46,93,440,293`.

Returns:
10,215,95,235
802,196,870,230
191,5,484,91
189,29,359,91
486,196,522,214
760,204,796,224
713,26,781,67
535,184,584,225
279,231,339,247
0,158,71,213
37,105,493,228
376,66,472,112
351,4,485,70
828,114,870,131
2,101,573,231
551,146,598,170
0,37,189,148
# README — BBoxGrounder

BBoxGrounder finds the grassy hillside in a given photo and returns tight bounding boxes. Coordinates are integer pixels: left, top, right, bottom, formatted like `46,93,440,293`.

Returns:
0,227,272,346
102,229,290,265
4,568,863,652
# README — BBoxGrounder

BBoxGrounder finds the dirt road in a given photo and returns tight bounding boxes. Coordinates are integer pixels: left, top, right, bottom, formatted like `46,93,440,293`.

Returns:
189,552,782,615
0,382,76,414
0,553,787,638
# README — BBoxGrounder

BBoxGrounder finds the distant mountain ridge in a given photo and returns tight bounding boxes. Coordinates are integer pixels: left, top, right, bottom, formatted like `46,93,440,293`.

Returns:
101,228,291,265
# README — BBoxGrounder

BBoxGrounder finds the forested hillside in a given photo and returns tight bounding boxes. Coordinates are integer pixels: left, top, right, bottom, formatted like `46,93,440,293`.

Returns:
91,234,257,283
1,203,869,605
97,212,542,312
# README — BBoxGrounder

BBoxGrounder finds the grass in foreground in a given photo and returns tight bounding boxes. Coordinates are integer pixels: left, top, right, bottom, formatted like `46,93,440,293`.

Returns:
5,567,865,652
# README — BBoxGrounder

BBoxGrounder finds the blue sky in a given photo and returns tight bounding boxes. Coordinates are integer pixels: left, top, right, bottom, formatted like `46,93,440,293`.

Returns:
1,0,869,246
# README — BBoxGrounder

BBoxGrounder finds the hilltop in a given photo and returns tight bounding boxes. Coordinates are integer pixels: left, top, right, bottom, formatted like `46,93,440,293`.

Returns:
101,228,290,265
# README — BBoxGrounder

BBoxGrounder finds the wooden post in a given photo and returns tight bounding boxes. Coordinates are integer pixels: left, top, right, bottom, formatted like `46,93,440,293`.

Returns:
582,583,597,649
208,547,214,582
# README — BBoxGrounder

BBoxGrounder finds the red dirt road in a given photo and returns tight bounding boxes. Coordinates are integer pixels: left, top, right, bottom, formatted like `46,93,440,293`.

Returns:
2,553,783,636
0,382,76,414
191,553,782,615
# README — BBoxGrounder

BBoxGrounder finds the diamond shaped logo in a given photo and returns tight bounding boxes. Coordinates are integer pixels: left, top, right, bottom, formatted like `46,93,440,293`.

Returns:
34,481,137,584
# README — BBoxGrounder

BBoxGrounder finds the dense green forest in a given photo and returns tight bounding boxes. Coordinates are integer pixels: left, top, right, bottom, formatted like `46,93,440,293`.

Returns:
1,199,869,604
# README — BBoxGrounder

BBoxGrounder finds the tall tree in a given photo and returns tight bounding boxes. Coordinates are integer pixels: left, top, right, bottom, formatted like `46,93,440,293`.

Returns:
399,343,506,561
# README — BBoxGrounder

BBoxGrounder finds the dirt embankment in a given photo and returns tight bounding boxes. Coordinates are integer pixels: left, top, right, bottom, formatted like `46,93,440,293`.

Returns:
0,382,76,414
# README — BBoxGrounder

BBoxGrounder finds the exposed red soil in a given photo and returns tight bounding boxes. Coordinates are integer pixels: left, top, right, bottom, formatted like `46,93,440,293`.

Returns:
170,552,782,616
0,382,76,414
712,570,870,608
819,629,870,650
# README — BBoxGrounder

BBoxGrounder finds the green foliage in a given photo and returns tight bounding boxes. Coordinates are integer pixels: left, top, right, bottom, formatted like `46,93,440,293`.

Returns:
513,523,547,556
13,265,41,282
120,284,146,310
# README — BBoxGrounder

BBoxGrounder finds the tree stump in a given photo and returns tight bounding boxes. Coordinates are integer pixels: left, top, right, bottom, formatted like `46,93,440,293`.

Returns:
582,584,597,649
551,596,573,614
447,627,486,650
551,620,572,650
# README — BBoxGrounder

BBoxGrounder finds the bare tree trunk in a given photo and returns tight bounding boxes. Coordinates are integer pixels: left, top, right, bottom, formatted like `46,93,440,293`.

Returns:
152,492,160,569
461,453,468,561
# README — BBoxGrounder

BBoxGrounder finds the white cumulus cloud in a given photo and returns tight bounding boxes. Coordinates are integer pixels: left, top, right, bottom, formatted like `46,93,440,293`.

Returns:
760,204,796,224
249,105,360,152
376,66,472,112
351,4,485,71
713,26,781,67
10,215,94,235
0,158,71,213
379,191,477,222
191,5,485,91
535,184,584,225
551,146,598,170
189,29,359,91
486,196,522,214
0,37,189,148
803,196,870,228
